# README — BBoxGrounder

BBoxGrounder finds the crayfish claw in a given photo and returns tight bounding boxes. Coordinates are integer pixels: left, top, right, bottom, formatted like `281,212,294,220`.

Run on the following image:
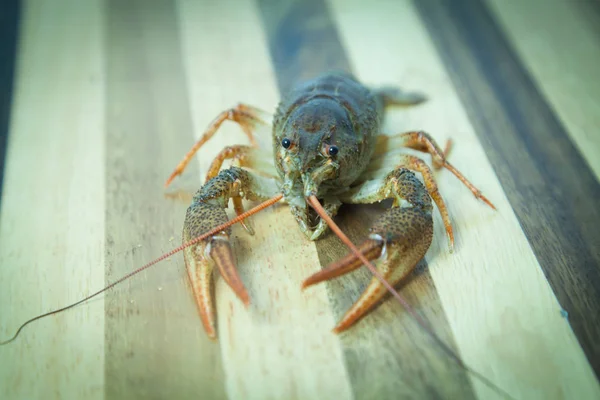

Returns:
182,167,280,338
209,237,250,306
335,206,434,333
302,239,382,289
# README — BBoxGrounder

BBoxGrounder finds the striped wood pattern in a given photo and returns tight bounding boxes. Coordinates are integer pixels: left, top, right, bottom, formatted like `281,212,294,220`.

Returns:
1,0,599,399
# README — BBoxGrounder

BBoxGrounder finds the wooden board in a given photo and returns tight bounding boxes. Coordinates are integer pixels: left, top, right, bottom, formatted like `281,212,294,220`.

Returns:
1,0,599,399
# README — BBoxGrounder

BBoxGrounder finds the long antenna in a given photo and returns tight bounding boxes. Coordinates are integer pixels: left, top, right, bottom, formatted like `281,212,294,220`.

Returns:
307,195,515,400
0,194,283,346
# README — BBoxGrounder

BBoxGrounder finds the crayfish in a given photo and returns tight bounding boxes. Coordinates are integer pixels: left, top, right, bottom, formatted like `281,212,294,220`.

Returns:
164,71,495,338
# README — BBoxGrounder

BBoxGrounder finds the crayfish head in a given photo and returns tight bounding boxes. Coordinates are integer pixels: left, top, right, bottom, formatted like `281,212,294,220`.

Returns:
275,97,350,200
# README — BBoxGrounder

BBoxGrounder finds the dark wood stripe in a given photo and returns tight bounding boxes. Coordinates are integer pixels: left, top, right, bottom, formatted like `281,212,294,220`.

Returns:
257,0,475,398
576,0,600,41
257,0,351,93
0,0,21,205
415,0,600,378
105,1,226,398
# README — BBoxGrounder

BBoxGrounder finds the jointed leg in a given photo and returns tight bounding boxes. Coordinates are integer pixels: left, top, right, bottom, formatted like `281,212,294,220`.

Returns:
183,167,279,339
395,131,495,209
204,145,258,235
205,145,253,182
305,168,434,332
165,104,268,187
359,150,454,249
205,145,278,235
205,144,276,181
441,138,453,164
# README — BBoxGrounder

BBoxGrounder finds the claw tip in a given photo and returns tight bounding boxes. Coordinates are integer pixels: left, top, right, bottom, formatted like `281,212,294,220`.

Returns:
238,291,251,307
480,195,497,211
165,170,181,188
301,279,313,290
447,235,455,253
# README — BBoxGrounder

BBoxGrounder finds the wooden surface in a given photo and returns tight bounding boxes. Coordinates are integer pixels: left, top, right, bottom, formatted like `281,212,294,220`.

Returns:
1,0,599,399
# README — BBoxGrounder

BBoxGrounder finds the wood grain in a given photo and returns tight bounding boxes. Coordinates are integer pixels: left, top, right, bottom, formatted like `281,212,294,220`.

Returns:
332,1,599,398
176,0,353,398
257,0,352,93
104,1,228,398
0,0,19,200
0,1,105,398
416,0,600,384
484,0,600,180
257,0,474,398
1,0,599,399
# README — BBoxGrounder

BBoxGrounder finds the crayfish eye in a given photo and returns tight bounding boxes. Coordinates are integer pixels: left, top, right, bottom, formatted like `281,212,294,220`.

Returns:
328,145,339,156
281,138,292,149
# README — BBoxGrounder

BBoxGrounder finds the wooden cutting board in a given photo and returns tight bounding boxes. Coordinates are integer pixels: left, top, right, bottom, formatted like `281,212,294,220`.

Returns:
1,0,599,399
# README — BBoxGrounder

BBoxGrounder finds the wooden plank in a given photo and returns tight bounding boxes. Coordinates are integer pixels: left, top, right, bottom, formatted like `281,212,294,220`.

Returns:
257,0,352,93
473,2,600,376
257,0,475,398
0,0,19,200
2,0,599,399
104,0,227,398
175,0,353,398
411,0,600,397
485,0,600,179
0,1,105,399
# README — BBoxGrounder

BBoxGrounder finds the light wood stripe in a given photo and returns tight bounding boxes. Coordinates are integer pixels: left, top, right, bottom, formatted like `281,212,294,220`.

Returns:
0,1,105,398
2,0,599,399
485,0,600,180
